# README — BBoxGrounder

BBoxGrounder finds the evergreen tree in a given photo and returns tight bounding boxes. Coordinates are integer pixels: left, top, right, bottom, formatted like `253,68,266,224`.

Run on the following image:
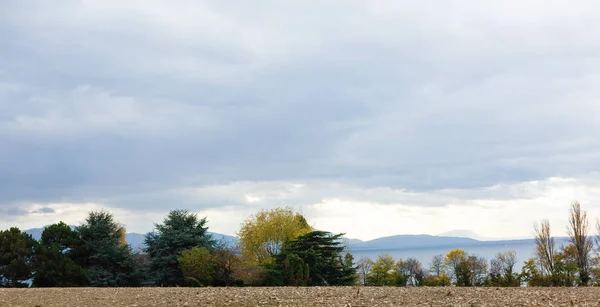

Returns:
0,227,37,287
144,209,215,286
76,211,136,286
276,231,356,286
283,253,310,286
33,222,85,287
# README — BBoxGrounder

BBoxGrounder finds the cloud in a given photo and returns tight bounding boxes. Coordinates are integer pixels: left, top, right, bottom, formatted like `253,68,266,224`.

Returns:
4,175,600,241
30,207,56,214
1,1,600,238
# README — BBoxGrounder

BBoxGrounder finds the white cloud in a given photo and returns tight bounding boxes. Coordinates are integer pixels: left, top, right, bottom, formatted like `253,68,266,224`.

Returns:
6,175,598,240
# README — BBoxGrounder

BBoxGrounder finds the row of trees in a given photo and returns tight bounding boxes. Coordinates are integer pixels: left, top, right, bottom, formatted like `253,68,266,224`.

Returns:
0,210,233,287
1,202,598,287
355,202,600,288
525,201,600,286
356,249,518,288
0,207,356,287
236,207,356,286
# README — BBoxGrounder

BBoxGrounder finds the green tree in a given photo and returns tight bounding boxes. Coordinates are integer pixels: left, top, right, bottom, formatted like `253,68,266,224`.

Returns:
553,244,579,286
238,207,312,265
342,253,358,284
178,247,213,286
283,253,310,286
424,254,450,286
145,209,215,286
131,251,153,286
0,227,37,287
521,258,548,286
276,231,356,286
489,251,519,287
445,249,467,286
422,274,451,286
445,249,487,286
392,259,408,286
76,210,136,286
33,222,85,287
367,254,396,286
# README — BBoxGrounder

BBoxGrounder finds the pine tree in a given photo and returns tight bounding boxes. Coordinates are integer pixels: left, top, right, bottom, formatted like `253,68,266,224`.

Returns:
276,231,357,286
76,211,136,286
33,222,85,287
0,227,37,287
144,209,215,286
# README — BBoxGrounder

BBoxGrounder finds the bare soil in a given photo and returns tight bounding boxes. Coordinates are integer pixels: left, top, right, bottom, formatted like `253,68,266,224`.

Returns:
0,287,597,306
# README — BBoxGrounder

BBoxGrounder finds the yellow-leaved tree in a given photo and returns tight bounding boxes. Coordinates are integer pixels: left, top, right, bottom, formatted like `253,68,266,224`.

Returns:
237,207,312,265
445,248,467,285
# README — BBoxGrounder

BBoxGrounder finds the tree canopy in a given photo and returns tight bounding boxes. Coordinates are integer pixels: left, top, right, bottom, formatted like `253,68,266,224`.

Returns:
237,207,312,265
76,211,136,286
274,231,356,286
144,209,215,286
0,227,37,287
33,222,84,287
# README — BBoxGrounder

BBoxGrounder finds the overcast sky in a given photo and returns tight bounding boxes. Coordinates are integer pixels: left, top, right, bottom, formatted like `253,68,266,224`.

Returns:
1,1,600,240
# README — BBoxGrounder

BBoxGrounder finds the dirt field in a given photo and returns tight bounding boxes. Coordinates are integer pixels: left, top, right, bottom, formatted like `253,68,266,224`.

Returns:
0,287,597,306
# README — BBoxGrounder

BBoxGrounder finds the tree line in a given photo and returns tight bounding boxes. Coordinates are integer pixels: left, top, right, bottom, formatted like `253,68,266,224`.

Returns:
0,207,356,287
356,249,518,287
355,201,600,287
0,202,598,287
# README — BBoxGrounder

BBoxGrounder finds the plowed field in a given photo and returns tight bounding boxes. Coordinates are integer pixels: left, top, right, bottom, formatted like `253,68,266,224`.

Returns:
0,287,596,306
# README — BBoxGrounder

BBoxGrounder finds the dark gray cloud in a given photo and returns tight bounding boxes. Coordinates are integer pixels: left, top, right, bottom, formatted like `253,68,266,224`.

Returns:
30,207,56,214
1,0,600,220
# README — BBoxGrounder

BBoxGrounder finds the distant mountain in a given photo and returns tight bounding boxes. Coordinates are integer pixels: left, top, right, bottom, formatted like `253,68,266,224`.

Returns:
347,234,480,251
342,237,364,246
26,226,560,255
208,232,237,246
126,233,146,251
438,229,486,241
24,227,46,241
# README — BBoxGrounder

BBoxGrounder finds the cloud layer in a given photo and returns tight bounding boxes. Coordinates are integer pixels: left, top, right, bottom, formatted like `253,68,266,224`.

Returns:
1,1,600,239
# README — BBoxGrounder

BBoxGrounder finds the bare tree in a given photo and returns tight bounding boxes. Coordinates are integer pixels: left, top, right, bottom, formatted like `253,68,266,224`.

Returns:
567,201,593,285
356,257,374,286
467,255,488,286
595,218,600,254
429,254,445,278
489,257,502,286
401,257,425,286
500,250,517,283
534,219,555,277
491,250,518,286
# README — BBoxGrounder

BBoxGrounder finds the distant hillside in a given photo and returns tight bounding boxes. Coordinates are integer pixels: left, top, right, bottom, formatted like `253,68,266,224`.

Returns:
438,229,486,241
347,234,480,251
26,226,565,254
126,233,146,251
342,237,364,246
208,232,237,246
24,227,46,241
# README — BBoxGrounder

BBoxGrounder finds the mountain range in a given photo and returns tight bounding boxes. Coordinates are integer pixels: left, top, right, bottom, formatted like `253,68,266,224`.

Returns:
25,226,552,252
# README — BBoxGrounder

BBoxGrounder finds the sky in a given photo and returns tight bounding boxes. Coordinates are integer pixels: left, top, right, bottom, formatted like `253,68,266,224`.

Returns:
1,1,600,241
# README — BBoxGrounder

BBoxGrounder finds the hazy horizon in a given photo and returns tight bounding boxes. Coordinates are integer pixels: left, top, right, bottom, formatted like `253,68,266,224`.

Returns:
2,1,600,241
